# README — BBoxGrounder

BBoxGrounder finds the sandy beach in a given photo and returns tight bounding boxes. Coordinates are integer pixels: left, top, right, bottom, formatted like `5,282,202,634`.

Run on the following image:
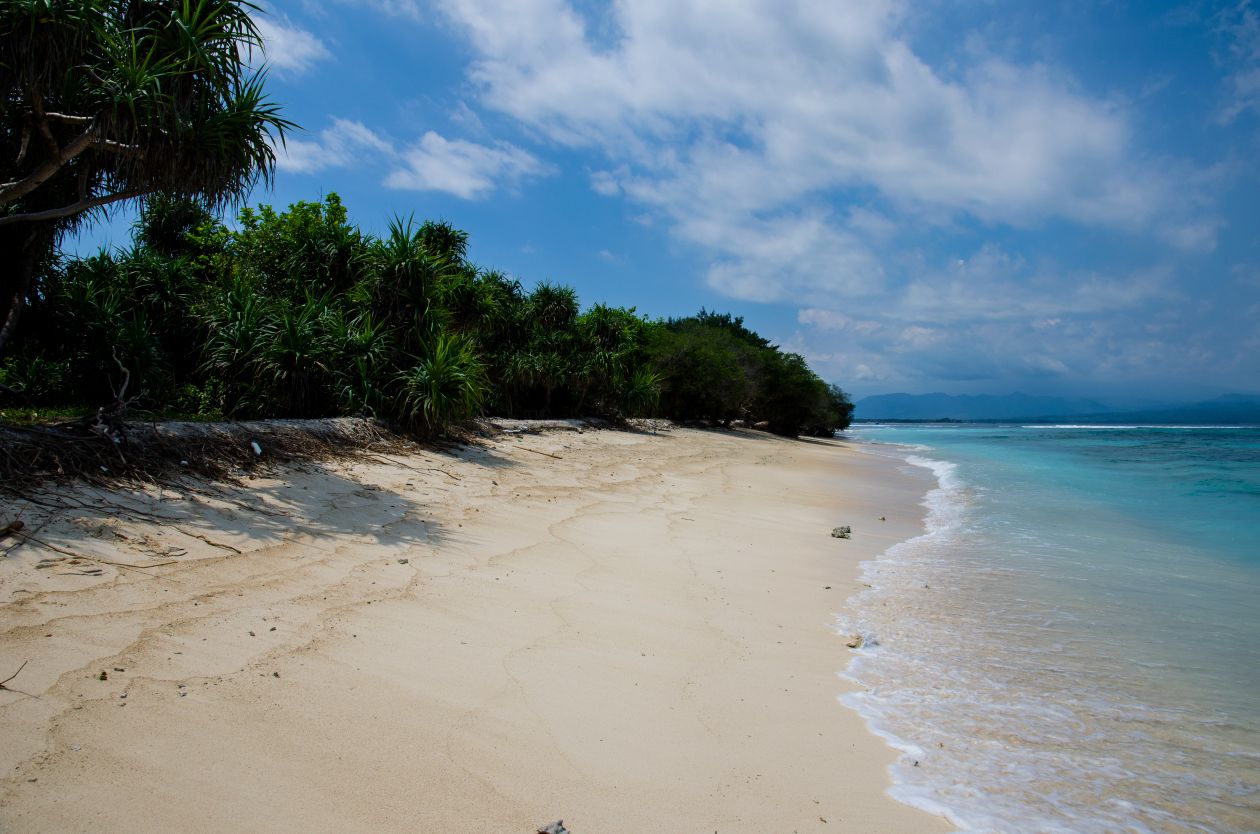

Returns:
0,424,947,833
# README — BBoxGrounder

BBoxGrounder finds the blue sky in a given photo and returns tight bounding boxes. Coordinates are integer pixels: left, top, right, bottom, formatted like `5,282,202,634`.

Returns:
82,1,1260,401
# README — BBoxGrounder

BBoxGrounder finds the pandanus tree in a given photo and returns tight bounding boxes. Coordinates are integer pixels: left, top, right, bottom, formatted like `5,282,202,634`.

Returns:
0,0,293,351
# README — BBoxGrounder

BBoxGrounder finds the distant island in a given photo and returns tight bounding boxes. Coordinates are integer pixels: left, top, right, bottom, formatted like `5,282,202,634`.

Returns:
854,392,1260,425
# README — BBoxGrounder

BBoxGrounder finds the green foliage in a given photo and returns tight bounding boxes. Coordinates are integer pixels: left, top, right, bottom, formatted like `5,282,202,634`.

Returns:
649,320,755,423
0,0,293,217
649,313,854,435
399,335,488,433
234,194,366,298
1,190,853,438
0,0,293,351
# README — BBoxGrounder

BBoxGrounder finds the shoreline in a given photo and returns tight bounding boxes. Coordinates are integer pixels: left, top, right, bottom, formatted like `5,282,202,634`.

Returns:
0,425,948,833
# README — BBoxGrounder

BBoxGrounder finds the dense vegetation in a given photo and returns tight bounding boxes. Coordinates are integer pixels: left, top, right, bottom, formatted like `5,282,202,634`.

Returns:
1,0,289,351
0,194,853,437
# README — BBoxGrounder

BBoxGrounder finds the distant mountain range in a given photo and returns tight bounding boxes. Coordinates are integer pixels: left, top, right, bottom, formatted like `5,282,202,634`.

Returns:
853,392,1260,424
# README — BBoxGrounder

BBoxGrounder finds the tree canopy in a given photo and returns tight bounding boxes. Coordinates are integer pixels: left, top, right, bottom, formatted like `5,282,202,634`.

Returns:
0,0,292,349
0,193,855,438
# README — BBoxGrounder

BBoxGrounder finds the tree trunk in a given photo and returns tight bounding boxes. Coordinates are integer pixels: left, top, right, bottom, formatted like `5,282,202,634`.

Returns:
0,225,53,354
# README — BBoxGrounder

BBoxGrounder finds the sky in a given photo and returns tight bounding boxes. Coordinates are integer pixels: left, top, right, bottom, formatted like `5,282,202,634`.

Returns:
80,0,1260,401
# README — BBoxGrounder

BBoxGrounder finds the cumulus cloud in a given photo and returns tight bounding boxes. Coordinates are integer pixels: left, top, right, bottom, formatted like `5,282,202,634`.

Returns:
787,244,1201,391
434,0,1203,304
277,120,549,199
384,132,552,199
276,119,392,173
254,15,331,76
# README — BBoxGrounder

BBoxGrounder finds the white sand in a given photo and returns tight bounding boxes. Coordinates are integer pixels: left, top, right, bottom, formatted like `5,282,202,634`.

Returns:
0,425,948,833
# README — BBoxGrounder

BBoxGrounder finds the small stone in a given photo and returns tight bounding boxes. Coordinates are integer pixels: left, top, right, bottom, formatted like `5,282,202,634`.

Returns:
272,672,280,678
269,626,276,631
397,558,409,565
98,671,108,681
113,667,124,672
119,693,127,699
845,635,864,649
248,631,255,637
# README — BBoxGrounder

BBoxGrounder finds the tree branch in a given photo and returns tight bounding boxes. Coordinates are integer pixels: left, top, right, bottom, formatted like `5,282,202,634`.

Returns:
29,92,60,158
15,124,31,165
0,125,97,205
92,139,142,155
43,112,95,126
0,189,150,227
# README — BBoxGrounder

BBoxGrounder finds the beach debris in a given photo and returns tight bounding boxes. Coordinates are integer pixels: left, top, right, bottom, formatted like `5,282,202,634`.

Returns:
397,558,410,565
1,518,24,538
0,660,29,690
250,441,263,457
517,445,562,460
845,634,864,649
831,526,851,539
537,822,570,834
98,671,108,681
879,516,886,521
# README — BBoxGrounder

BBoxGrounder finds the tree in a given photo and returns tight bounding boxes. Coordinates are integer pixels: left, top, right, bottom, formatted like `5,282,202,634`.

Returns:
648,320,753,423
0,0,293,351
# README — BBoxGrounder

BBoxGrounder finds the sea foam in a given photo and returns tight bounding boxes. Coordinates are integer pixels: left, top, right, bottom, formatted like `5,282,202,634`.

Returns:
837,426,1260,834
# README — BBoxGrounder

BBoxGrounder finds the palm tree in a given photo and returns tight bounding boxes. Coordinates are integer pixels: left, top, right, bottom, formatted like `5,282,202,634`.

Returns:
399,334,488,435
366,216,454,346
0,0,294,351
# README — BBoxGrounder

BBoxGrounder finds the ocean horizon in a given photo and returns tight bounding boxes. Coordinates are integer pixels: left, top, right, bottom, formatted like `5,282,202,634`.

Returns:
840,424,1260,834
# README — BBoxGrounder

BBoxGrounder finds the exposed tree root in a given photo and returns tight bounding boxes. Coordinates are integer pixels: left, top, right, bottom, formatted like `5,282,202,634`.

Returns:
0,416,419,495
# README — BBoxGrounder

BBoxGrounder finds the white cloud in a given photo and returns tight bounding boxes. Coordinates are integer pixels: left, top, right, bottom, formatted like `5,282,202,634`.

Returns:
788,245,1193,391
589,170,621,196
277,120,549,199
254,15,331,76
384,132,551,199
337,0,425,20
435,0,1201,303
277,119,392,173
1219,1,1260,122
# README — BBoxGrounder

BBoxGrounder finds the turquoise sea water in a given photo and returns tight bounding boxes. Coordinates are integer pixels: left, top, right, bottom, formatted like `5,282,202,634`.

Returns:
840,425,1260,834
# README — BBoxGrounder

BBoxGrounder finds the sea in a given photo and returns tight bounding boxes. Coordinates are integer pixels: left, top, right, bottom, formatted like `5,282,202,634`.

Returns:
839,424,1260,834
